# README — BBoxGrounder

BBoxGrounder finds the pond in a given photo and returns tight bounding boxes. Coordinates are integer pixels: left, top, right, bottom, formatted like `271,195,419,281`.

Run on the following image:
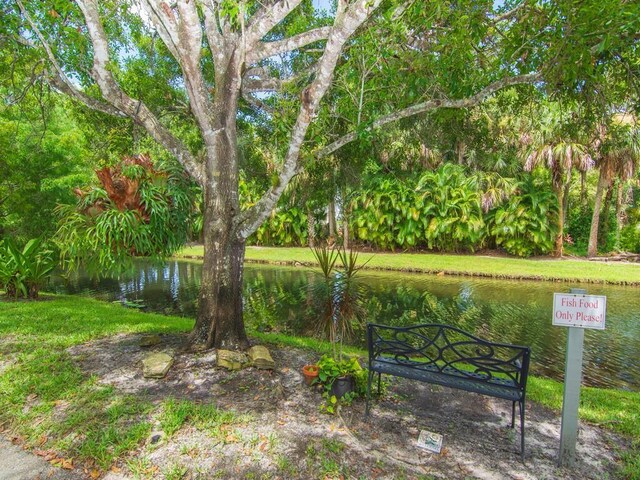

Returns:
47,259,640,391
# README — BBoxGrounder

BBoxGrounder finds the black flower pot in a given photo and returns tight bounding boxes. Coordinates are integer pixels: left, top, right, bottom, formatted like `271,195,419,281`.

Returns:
330,375,354,399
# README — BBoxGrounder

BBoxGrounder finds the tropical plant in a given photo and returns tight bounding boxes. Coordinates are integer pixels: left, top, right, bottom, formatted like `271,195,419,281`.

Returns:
521,104,595,256
55,154,195,275
0,237,54,299
351,174,418,250
486,176,559,257
416,164,485,252
587,121,639,256
310,245,368,362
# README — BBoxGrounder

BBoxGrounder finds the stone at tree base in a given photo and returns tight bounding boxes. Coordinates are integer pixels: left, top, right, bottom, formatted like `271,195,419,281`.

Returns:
142,352,174,378
217,350,251,370
247,345,275,370
139,334,162,347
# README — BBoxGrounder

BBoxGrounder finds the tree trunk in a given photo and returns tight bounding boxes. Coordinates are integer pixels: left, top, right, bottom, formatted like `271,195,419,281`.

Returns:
615,181,625,251
343,214,350,250
554,184,564,257
328,199,336,245
307,207,316,248
562,169,572,226
190,58,248,351
192,225,249,350
587,171,608,257
600,182,614,249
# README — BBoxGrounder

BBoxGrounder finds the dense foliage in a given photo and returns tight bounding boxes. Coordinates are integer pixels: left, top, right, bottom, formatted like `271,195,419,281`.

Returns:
55,155,195,274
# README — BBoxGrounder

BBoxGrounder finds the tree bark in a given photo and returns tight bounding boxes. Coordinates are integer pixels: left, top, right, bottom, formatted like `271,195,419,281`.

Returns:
328,199,337,245
343,215,350,250
587,171,608,257
562,169,572,226
307,208,316,248
192,226,249,350
615,181,625,250
600,182,614,249
554,184,564,257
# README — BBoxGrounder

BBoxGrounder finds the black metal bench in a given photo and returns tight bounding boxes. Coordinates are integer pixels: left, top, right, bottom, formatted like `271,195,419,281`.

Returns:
366,323,531,459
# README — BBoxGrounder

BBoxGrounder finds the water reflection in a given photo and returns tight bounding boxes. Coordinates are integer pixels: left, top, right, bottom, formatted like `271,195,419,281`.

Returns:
48,259,640,391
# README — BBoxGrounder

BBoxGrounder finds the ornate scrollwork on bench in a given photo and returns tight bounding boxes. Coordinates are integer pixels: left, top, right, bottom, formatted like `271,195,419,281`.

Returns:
366,323,531,459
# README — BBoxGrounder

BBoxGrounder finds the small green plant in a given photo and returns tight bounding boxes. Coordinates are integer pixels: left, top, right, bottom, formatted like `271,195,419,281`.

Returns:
0,237,54,299
317,355,367,414
163,462,189,480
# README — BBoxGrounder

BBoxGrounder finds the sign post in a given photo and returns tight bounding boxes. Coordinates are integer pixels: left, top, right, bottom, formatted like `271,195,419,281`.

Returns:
553,288,606,467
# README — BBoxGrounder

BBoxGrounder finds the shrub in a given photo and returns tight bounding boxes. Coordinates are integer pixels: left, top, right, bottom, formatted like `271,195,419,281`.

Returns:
486,176,558,257
0,238,54,299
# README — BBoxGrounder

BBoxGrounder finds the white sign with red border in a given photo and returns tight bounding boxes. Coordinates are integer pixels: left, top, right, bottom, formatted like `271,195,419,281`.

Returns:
552,293,606,330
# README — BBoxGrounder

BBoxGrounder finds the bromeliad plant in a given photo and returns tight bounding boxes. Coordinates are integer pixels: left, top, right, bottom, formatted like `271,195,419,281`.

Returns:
0,237,54,299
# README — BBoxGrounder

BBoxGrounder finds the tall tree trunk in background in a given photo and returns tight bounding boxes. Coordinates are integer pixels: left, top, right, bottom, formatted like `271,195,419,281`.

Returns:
456,140,466,165
562,169,572,225
307,207,316,248
343,215,350,250
600,182,614,249
328,199,336,245
615,181,625,250
587,171,609,257
554,184,564,257
580,170,587,205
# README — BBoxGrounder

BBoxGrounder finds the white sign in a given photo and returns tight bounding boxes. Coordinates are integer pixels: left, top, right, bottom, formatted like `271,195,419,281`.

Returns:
553,293,606,330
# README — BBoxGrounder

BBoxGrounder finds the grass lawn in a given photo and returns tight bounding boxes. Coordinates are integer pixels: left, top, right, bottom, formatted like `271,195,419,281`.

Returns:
177,245,640,285
0,296,638,477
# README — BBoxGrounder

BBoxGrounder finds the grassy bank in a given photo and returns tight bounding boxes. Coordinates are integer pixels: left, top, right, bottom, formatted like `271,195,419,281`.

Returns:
0,296,638,476
177,246,640,285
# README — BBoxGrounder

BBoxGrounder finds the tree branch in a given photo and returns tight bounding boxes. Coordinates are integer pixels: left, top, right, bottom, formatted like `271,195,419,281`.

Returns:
236,0,384,238
246,0,304,47
246,26,333,64
492,1,529,23
242,76,284,93
317,73,542,158
75,0,205,186
16,0,125,117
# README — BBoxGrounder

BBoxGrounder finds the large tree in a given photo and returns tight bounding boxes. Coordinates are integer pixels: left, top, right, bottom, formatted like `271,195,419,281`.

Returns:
5,0,638,349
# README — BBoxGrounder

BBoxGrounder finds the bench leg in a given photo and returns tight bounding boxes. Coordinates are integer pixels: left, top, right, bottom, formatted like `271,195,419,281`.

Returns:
365,369,374,418
519,399,526,461
511,401,516,428
377,372,381,395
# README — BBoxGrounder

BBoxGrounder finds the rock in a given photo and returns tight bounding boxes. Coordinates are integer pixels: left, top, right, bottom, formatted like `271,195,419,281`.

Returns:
139,334,161,347
217,349,251,370
247,345,275,370
142,352,174,378
149,432,164,444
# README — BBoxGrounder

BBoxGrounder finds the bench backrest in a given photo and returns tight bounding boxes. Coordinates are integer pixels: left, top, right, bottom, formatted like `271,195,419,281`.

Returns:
367,323,531,390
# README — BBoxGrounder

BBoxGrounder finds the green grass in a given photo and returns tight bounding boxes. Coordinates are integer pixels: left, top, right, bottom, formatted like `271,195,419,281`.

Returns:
1,295,639,476
0,295,193,469
177,245,640,285
159,398,239,438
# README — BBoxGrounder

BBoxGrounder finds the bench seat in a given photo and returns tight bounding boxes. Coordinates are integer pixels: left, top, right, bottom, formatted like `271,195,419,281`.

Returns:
371,358,522,401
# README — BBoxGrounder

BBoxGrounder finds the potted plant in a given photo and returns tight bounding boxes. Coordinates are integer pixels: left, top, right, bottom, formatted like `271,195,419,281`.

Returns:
302,364,319,386
317,355,364,399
